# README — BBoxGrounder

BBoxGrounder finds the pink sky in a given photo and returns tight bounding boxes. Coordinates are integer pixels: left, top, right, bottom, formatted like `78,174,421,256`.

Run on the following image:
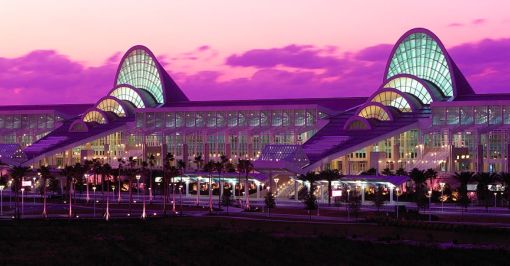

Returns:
1,0,510,104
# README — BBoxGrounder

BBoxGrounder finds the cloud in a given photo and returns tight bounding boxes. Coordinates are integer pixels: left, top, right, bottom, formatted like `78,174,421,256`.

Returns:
472,18,486,25
2,37,510,105
226,44,344,69
447,22,464,27
0,50,117,104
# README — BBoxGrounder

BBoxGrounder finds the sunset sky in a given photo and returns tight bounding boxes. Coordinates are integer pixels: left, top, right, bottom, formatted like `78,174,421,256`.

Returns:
1,0,510,104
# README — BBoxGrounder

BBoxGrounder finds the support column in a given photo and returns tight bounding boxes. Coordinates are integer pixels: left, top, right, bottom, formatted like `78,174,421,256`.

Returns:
231,181,236,200
185,180,189,197
220,180,224,199
256,182,260,199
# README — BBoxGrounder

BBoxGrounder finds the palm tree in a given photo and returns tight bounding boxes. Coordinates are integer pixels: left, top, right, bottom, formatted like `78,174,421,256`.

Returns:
474,172,499,211
203,161,215,212
37,166,53,218
60,165,75,218
193,154,203,172
101,163,113,216
409,168,427,212
500,172,510,209
238,159,254,210
395,168,408,176
116,158,125,203
214,155,229,209
175,159,186,213
453,171,474,210
319,169,343,206
127,156,137,215
9,166,31,219
424,168,438,191
300,172,320,219
148,154,156,203
381,168,393,176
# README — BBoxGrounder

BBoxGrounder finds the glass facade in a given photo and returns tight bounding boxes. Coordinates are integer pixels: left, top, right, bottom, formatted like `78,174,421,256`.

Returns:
116,49,164,104
109,86,147,108
387,32,453,97
96,99,126,117
371,91,413,112
358,105,391,121
83,111,107,124
383,76,433,104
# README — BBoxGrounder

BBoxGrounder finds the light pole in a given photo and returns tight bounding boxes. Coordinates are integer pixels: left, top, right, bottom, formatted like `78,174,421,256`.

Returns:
0,185,4,216
85,174,90,203
136,175,141,202
428,190,432,222
118,175,121,203
346,188,350,221
179,184,183,216
274,178,279,196
32,177,36,205
494,192,497,208
141,184,146,219
21,187,25,218
8,180,12,208
93,186,97,217
196,177,201,206
395,187,400,220
439,182,445,212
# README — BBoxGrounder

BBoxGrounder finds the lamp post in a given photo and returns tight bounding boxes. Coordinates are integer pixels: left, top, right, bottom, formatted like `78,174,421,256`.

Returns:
179,184,183,216
8,180,12,208
428,190,432,222
0,185,4,216
93,186,97,217
21,187,25,218
85,174,90,203
439,182,445,212
105,185,111,221
395,187,400,220
346,188,350,221
141,184,146,219
136,175,141,202
32,177,36,205
196,177,201,206
494,192,497,208
274,178,279,196
118,175,121,203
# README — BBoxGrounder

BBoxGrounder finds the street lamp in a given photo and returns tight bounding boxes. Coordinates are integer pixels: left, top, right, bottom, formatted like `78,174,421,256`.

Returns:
196,177,201,206
427,190,432,222
346,187,351,221
494,192,498,208
32,177,36,205
93,186,97,217
395,187,400,220
85,174,90,203
439,182,445,212
0,185,4,216
136,175,141,201
179,185,183,215
21,187,25,218
274,178,279,196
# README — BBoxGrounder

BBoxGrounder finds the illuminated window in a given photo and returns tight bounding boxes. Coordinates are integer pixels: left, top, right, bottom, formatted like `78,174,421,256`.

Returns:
387,32,453,97
371,91,413,112
357,105,391,121
109,86,147,108
96,98,126,117
383,76,433,104
116,49,164,104
83,111,107,124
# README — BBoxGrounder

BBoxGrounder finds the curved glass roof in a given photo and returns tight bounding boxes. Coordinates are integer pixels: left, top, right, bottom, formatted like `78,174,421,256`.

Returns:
383,76,433,104
96,98,126,117
109,85,146,108
116,49,164,104
386,32,453,97
371,91,412,112
358,105,391,121
83,111,107,124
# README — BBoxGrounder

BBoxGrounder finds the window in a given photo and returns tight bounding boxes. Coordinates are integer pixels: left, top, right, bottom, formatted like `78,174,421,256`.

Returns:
371,91,413,112
358,105,391,121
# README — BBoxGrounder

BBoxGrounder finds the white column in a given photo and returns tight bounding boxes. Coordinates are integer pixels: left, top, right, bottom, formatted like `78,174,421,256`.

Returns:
256,182,260,199
185,180,189,197
231,181,236,200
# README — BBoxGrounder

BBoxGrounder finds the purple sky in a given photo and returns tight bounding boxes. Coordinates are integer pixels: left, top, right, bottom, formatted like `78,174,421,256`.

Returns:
1,1,510,104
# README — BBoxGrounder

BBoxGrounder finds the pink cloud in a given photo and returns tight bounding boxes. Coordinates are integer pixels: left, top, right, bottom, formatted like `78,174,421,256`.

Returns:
2,37,510,105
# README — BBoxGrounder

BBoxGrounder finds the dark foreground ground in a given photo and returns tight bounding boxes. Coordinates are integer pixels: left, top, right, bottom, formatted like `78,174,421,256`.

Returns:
0,216,509,266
